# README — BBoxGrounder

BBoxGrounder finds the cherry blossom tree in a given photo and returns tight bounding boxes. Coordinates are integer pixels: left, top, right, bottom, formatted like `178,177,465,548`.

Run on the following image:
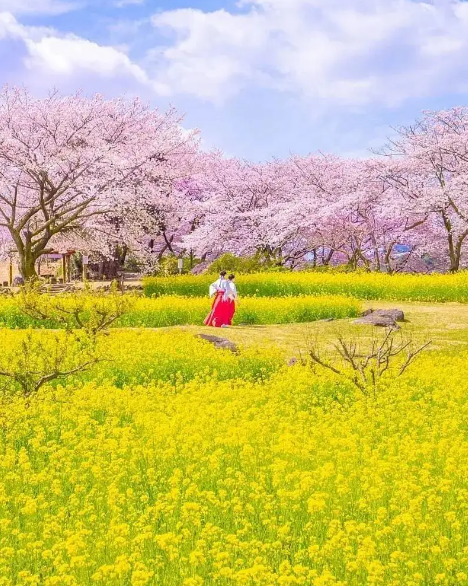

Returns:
0,86,199,280
2,85,466,278
182,154,332,268
182,153,279,261
182,110,468,274
381,108,468,272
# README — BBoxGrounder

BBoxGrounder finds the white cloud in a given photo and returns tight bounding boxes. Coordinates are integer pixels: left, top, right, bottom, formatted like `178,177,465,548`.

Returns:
0,12,149,86
2,0,468,118
148,0,468,107
25,36,148,82
148,8,272,100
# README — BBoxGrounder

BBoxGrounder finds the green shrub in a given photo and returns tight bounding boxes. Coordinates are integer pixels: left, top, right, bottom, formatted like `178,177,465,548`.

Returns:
209,253,284,275
150,254,201,277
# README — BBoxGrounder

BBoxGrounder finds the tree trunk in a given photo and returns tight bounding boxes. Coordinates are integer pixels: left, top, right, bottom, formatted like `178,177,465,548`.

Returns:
450,231,468,273
323,248,335,266
275,247,284,267
19,253,38,281
119,245,128,267
9,228,49,282
447,226,458,272
109,260,118,278
442,211,465,273
449,254,460,273
370,234,381,272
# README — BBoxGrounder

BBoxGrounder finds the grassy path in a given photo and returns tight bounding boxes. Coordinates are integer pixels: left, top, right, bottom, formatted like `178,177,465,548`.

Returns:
169,301,468,355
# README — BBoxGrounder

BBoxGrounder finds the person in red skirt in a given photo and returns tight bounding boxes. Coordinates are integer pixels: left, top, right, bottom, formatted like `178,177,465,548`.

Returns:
204,271,229,327
223,274,237,326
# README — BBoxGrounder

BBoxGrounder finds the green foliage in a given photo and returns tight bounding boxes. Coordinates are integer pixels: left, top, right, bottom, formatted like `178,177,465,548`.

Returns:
150,254,200,277
209,253,284,275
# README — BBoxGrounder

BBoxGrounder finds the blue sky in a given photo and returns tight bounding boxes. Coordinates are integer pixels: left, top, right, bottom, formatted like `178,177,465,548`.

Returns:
1,0,468,160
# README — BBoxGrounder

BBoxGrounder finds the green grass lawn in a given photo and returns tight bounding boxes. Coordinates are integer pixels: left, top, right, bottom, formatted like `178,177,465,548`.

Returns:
174,301,468,354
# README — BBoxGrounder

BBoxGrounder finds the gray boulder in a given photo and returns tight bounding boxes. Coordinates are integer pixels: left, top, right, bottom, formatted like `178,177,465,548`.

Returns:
367,308,404,322
360,309,374,317
354,308,405,328
197,334,238,353
354,315,398,328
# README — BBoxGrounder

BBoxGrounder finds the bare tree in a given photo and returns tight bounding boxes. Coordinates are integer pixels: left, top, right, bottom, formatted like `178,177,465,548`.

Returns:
0,284,134,400
309,329,431,398
0,330,98,400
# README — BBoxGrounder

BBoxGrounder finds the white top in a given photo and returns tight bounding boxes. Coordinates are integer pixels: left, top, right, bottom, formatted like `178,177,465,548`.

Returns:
209,277,227,298
224,280,237,301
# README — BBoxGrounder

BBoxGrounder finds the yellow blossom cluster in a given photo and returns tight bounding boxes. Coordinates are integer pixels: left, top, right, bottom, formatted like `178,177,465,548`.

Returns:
1,330,468,585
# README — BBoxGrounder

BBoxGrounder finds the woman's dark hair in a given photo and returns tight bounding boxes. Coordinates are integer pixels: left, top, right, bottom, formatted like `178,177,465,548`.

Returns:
228,274,235,280
220,271,227,277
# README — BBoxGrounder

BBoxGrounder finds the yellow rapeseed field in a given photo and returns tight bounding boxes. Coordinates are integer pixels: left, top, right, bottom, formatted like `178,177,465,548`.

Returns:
0,294,361,328
143,271,468,302
1,327,468,585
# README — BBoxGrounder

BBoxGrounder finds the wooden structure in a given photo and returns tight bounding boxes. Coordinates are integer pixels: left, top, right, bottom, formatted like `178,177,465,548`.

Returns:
0,258,19,287
0,250,77,286
37,251,75,283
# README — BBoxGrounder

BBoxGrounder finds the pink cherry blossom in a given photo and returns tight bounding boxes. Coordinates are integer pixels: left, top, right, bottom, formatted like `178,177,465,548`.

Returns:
0,86,199,279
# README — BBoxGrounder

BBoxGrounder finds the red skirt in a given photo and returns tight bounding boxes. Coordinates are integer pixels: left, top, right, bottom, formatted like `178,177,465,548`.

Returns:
204,291,231,327
225,300,236,325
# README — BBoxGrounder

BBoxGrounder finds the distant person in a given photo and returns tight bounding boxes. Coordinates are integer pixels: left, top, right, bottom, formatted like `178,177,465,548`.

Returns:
204,271,228,327
222,274,237,327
